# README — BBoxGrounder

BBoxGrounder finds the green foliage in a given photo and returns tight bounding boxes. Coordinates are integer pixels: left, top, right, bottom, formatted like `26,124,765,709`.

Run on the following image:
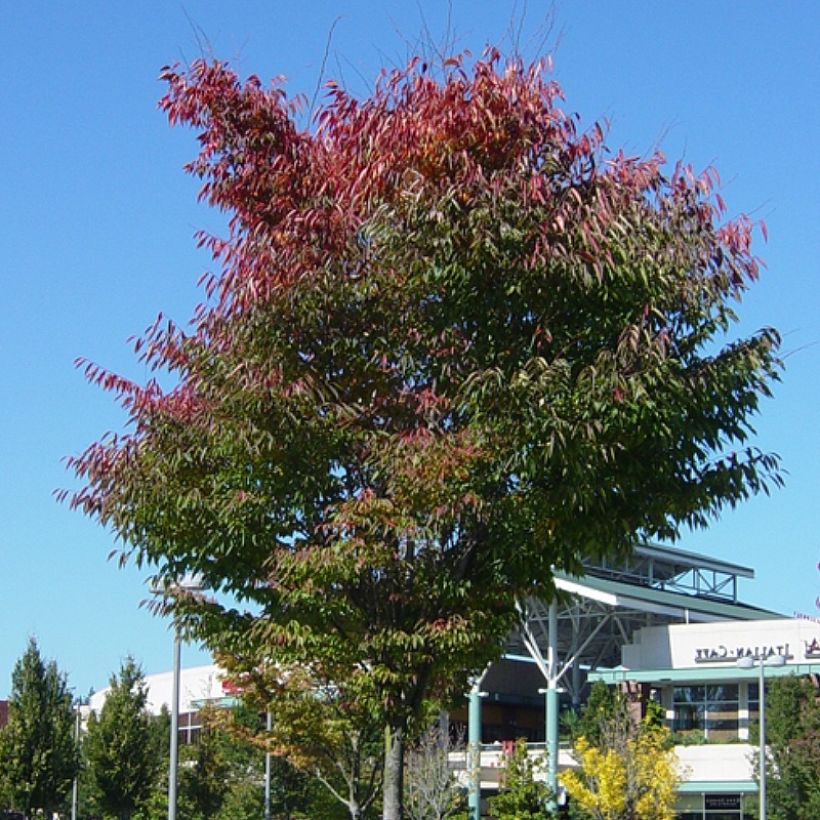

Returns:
216,660,383,820
178,700,352,820
568,683,622,749
757,676,820,820
83,657,162,820
488,739,552,820
0,638,79,817
179,718,230,819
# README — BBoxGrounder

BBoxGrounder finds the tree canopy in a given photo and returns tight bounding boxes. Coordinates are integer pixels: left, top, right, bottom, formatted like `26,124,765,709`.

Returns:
67,48,780,817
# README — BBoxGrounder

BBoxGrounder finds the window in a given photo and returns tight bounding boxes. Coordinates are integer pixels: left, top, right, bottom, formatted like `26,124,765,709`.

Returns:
673,685,739,741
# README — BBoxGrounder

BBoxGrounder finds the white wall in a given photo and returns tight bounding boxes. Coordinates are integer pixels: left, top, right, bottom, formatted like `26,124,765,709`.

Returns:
89,664,226,716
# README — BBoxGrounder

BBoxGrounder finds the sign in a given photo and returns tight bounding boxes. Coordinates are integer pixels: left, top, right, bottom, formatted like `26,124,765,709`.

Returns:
805,637,820,659
693,643,791,664
705,794,741,811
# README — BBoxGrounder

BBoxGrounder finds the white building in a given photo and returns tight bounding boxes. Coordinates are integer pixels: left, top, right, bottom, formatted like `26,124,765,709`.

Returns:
88,664,232,743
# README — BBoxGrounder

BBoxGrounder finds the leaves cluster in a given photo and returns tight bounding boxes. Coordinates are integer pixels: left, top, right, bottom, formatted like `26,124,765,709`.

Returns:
487,738,551,820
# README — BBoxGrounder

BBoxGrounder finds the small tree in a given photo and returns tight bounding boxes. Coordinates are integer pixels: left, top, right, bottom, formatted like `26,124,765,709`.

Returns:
217,659,383,820
487,739,551,820
756,676,820,820
560,687,677,820
83,657,162,820
0,638,79,818
405,718,467,820
179,710,230,819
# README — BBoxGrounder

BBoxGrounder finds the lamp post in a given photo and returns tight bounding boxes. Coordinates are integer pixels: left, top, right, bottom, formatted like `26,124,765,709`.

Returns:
264,710,272,820
737,653,786,820
152,573,204,820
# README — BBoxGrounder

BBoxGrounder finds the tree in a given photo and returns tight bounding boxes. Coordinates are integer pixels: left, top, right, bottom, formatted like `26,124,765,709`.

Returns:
218,659,383,820
83,657,162,820
189,698,353,820
487,739,551,820
755,675,820,820
560,686,678,820
0,638,79,817
179,715,229,820
405,718,467,820
67,47,781,819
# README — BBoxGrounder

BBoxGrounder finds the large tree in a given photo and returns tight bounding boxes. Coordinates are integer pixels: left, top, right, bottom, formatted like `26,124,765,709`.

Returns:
83,658,162,820
0,638,79,817
67,49,781,818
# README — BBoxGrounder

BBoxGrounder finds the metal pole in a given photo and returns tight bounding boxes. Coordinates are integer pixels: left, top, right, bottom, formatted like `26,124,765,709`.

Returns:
71,703,80,820
265,711,272,820
169,630,181,820
759,658,766,820
468,685,482,820
546,600,559,797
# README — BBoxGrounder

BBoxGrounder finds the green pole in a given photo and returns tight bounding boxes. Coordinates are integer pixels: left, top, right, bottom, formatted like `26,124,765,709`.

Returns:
547,600,559,798
468,685,482,820
546,686,559,793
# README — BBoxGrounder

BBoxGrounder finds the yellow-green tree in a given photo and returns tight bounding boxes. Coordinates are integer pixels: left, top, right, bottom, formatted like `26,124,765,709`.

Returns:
560,690,677,820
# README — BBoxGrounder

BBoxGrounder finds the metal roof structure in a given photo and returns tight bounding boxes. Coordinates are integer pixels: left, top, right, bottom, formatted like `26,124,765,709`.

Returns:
502,542,783,706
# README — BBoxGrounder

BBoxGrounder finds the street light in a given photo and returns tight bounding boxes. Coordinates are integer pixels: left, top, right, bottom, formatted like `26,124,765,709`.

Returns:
151,573,204,820
737,653,786,820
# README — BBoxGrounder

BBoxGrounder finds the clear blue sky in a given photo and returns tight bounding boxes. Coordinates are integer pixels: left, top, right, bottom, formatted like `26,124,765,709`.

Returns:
1,1,818,698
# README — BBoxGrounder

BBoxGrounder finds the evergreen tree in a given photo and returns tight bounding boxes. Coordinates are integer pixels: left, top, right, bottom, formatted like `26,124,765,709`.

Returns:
83,657,161,820
0,638,79,817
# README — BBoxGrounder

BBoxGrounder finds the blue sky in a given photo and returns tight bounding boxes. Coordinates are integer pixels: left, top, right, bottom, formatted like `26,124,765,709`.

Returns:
1,1,818,698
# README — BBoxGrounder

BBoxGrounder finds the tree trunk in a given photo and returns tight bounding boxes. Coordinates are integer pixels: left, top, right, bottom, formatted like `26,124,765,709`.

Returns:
383,724,405,820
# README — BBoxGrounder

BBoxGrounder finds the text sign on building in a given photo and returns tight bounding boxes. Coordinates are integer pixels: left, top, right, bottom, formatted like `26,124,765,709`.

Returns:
693,643,791,664
705,794,741,811
805,638,820,659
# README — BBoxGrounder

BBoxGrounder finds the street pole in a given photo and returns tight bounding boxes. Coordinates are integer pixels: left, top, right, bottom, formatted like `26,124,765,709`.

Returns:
758,658,766,820
169,630,181,820
467,684,483,820
265,711,272,820
71,702,80,820
737,653,785,820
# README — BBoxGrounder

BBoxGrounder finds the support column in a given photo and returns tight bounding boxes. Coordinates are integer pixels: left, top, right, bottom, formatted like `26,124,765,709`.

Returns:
468,684,482,820
546,600,559,796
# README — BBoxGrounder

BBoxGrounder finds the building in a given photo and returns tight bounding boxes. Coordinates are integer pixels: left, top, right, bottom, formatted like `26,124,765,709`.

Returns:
88,663,232,744
454,543,820,819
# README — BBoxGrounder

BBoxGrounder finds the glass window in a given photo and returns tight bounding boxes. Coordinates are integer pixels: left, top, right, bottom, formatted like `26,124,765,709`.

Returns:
673,686,739,740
